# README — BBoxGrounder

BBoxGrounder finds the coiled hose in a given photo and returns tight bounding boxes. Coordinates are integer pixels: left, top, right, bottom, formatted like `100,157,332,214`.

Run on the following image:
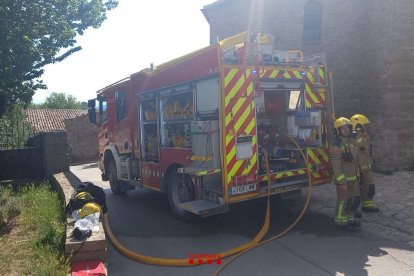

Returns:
102,135,312,272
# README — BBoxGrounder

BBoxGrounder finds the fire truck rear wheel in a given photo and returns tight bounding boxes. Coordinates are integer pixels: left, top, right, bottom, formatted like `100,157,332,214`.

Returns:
108,159,125,195
167,171,197,221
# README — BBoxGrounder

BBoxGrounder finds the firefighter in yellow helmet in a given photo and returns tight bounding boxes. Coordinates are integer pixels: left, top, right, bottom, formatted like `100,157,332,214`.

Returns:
350,114,379,213
330,117,361,229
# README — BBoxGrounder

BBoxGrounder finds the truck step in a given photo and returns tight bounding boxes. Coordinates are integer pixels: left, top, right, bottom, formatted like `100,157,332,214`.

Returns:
178,200,228,217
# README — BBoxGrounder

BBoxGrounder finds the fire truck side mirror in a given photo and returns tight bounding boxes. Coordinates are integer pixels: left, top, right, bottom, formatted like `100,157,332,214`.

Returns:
88,99,97,125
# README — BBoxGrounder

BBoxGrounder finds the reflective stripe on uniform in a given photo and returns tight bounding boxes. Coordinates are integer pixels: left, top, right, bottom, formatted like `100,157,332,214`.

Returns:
362,200,375,207
347,215,356,221
335,201,348,224
347,176,357,181
357,138,363,143
336,174,346,181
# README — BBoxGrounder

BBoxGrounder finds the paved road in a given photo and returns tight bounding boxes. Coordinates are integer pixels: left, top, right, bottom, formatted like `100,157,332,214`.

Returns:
71,163,414,276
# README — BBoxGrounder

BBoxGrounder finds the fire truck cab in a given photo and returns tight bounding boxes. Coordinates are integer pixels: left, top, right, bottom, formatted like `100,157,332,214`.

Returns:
88,32,334,220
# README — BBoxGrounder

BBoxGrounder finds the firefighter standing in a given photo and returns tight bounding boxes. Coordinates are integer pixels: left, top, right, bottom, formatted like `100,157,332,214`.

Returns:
330,117,361,229
350,114,379,213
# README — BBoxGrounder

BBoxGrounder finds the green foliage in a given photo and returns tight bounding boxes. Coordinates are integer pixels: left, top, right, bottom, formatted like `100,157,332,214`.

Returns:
32,92,83,109
0,0,119,116
21,181,69,274
0,185,23,228
0,103,34,149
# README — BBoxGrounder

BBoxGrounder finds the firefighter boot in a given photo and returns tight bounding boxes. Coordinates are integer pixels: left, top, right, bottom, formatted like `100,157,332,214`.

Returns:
346,198,361,228
352,195,362,219
335,201,348,226
362,200,379,213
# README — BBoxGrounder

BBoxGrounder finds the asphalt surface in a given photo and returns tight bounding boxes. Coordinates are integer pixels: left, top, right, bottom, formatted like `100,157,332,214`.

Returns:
71,163,414,276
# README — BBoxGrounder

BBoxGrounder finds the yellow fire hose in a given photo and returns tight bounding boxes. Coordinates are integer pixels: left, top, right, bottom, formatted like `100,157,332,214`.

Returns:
213,136,312,275
103,135,312,272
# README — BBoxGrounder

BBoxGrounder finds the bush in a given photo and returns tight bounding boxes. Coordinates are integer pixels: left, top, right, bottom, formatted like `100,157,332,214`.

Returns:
0,185,23,227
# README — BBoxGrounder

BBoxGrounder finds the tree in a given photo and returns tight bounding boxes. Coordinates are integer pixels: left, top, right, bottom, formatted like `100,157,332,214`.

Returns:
32,92,82,109
0,0,118,116
0,103,34,149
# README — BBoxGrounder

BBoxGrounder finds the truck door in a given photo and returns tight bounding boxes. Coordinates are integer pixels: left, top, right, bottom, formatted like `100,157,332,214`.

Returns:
139,93,162,191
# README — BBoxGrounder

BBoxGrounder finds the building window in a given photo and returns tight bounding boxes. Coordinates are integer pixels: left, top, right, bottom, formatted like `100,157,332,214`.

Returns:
303,1,321,41
116,91,126,121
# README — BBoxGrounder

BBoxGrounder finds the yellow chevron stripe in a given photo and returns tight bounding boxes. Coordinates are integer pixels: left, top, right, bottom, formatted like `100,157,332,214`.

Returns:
298,170,305,174
224,68,239,87
293,70,302,79
276,173,284,179
283,71,291,78
225,72,246,105
225,133,233,146
307,71,314,84
318,148,329,162
225,82,253,129
319,68,324,80
269,69,279,78
308,149,321,164
307,149,322,178
305,82,320,105
286,172,293,177
225,112,232,128
308,91,320,104
226,149,235,166
244,154,257,174
228,160,243,182
234,103,251,130
227,119,255,180
245,117,256,134
226,139,235,164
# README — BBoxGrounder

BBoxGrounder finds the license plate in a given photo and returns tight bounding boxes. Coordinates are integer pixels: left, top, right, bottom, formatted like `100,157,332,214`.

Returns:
231,183,256,195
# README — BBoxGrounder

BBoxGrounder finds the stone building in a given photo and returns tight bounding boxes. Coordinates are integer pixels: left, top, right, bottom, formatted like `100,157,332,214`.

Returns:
25,109,98,163
202,0,414,170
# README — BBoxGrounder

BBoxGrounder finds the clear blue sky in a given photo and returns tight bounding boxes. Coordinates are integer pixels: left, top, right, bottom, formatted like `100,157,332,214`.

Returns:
33,0,217,103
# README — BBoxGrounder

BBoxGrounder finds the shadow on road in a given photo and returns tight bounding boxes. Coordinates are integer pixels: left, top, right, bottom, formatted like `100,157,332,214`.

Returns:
104,187,414,276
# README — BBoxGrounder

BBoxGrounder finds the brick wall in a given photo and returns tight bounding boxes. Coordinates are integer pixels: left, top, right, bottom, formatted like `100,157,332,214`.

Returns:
64,115,98,164
203,0,414,170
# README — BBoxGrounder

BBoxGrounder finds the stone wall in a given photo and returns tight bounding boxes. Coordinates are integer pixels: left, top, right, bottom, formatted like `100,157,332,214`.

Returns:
0,147,42,180
64,115,98,164
203,0,414,170
376,0,414,169
30,131,69,176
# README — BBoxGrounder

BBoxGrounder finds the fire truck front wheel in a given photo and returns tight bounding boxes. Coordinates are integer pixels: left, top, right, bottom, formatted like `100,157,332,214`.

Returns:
167,171,197,221
108,159,125,195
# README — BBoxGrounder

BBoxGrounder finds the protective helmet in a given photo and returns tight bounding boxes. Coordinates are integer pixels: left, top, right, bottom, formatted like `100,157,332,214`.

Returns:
75,191,94,201
78,202,102,218
334,117,352,129
350,114,370,130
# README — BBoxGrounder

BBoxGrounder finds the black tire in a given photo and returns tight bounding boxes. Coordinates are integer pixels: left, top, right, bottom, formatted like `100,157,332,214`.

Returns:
107,159,125,195
167,171,197,221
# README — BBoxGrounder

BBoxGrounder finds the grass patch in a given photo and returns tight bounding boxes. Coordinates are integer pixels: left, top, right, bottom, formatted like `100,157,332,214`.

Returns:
0,181,69,275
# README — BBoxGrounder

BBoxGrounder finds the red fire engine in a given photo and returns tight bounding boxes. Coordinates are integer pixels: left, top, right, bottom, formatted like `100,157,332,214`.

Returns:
88,32,334,220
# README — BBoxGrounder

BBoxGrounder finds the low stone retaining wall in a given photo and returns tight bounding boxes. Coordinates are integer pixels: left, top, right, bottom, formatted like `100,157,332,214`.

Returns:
50,171,107,263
